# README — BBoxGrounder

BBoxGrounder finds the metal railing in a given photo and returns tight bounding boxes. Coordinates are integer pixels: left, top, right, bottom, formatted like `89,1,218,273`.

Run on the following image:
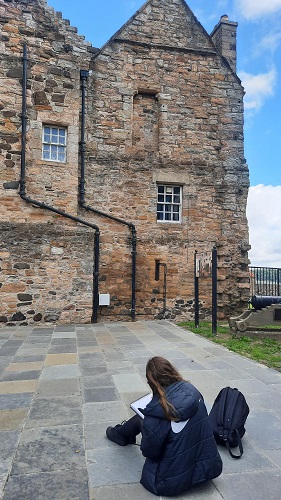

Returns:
249,266,281,297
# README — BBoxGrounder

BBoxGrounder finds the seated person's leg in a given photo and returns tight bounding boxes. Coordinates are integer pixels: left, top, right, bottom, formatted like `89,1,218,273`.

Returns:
106,415,143,446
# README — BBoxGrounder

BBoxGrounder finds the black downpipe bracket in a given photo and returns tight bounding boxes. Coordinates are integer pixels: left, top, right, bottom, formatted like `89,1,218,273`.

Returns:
20,44,100,323
79,70,136,320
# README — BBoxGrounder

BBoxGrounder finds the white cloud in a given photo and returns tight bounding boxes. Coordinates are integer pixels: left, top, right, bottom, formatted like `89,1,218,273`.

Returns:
239,68,277,114
236,0,281,19
258,32,281,52
247,185,281,267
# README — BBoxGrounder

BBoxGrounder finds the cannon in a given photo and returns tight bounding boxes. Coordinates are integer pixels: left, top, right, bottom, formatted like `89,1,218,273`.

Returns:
229,295,281,336
250,295,281,310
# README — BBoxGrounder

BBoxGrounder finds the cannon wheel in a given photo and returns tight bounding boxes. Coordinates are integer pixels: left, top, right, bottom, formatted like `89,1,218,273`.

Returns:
237,322,247,332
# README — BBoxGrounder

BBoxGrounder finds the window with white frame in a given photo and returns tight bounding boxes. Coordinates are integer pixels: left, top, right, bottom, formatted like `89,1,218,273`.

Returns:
42,125,67,162
157,185,182,223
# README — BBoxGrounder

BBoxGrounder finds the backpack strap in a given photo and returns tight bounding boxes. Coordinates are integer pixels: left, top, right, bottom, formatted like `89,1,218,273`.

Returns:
216,387,229,439
223,390,244,459
225,429,244,459
223,388,240,438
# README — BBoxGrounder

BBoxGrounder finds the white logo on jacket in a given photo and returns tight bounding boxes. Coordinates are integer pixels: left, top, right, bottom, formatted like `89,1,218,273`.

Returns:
171,398,202,433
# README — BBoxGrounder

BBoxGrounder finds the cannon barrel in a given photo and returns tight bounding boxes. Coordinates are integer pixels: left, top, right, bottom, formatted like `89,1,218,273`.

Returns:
250,295,281,310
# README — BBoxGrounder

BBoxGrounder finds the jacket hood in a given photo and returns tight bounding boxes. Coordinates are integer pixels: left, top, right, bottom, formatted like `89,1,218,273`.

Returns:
143,381,200,422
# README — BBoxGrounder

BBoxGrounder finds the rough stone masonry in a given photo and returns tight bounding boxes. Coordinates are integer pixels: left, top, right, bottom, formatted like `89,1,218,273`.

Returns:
0,0,250,326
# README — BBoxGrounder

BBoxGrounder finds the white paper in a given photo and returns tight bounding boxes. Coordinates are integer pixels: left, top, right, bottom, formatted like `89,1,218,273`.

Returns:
130,393,152,419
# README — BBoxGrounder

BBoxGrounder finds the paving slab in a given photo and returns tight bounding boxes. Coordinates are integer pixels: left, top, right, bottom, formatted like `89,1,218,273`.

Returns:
47,344,77,354
16,347,48,356
40,364,79,380
2,340,24,347
0,361,12,377
11,424,85,475
80,373,115,389
78,346,101,354
270,382,281,392
0,380,38,394
244,366,281,384
0,370,41,381
35,378,80,398
113,373,147,393
6,361,44,371
84,421,117,450
0,347,19,357
214,470,281,500
52,331,77,339
0,429,21,475
83,401,128,425
45,353,78,365
82,386,119,403
50,338,77,345
77,339,99,346
105,360,136,374
12,354,45,362
25,396,83,427
54,325,76,332
87,445,144,487
0,393,33,409
0,409,29,431
217,439,275,473
179,369,225,390
164,481,225,499
2,469,89,500
0,319,280,499
246,410,281,449
89,483,156,500
250,389,281,413
262,449,281,468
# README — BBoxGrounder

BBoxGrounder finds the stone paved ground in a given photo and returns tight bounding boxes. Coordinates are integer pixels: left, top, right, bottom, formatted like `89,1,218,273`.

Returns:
0,320,281,500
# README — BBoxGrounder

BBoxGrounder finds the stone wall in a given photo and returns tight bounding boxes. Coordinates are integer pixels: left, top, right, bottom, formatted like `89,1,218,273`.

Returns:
83,0,250,320
0,0,250,326
0,223,95,324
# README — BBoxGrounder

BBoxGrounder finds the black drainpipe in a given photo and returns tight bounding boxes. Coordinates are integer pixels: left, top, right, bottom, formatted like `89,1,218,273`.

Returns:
79,70,136,320
19,43,100,323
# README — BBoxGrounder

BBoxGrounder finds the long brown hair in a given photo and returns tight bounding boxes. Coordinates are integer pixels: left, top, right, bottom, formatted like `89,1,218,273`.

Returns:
146,356,184,421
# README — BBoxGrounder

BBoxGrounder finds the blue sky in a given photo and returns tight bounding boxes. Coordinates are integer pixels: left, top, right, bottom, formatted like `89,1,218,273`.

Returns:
48,0,281,266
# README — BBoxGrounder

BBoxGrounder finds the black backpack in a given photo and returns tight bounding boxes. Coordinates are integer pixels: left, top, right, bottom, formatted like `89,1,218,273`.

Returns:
208,387,250,459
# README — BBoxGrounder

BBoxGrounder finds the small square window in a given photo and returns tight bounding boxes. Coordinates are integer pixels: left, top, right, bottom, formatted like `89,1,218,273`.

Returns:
157,185,182,223
42,125,67,163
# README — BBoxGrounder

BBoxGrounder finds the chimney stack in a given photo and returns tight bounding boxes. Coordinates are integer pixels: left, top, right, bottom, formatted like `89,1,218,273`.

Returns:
210,15,238,73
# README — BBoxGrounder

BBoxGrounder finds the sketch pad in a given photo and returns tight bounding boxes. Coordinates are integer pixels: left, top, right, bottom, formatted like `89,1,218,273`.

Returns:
130,393,152,419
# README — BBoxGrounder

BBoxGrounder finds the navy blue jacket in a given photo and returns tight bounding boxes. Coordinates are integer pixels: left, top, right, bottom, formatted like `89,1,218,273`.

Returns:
140,381,222,496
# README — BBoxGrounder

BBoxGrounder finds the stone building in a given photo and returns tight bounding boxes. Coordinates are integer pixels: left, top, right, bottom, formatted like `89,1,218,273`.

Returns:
0,0,250,326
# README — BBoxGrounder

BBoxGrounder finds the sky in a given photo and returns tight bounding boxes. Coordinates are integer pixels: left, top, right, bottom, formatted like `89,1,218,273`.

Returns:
48,0,281,267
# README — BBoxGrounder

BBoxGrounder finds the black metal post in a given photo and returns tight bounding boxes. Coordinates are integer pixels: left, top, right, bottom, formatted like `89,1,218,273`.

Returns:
194,251,199,328
131,226,137,320
212,246,217,334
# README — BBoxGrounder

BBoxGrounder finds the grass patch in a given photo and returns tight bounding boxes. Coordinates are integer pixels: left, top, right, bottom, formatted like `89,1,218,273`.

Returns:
178,321,281,372
254,324,281,330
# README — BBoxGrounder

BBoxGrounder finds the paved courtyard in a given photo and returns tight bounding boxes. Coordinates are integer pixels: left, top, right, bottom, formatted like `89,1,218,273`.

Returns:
0,320,281,499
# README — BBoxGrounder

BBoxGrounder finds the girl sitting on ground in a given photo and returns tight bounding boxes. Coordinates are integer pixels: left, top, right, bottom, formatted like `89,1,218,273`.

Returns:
106,356,222,497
